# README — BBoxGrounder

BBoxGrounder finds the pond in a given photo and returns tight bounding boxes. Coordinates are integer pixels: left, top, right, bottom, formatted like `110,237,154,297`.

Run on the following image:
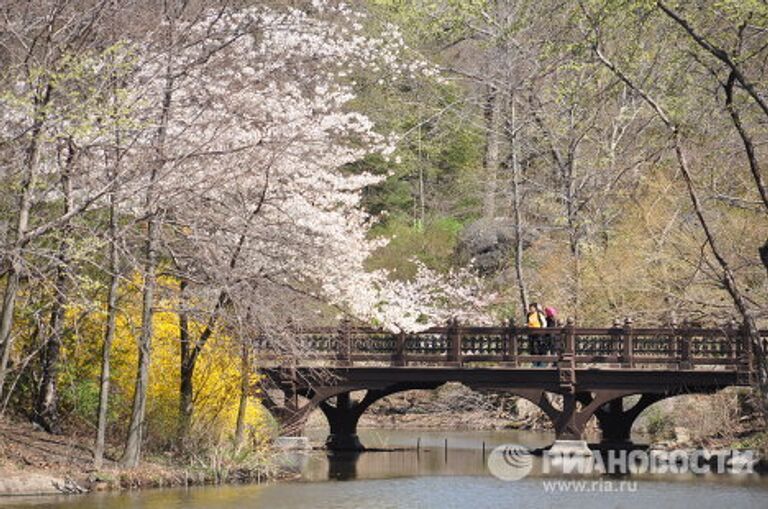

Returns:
1,429,766,509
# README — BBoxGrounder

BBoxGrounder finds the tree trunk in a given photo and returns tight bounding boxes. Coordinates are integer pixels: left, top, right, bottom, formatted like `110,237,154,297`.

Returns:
94,210,119,467
566,163,581,319
482,83,503,218
592,42,768,414
119,0,183,460
723,72,768,213
657,1,768,120
34,249,67,434
120,54,173,466
672,135,768,409
0,84,52,402
723,73,768,279
175,190,268,446
119,210,157,467
178,278,194,446
0,272,22,405
508,95,529,312
33,140,76,434
234,342,250,451
95,124,122,468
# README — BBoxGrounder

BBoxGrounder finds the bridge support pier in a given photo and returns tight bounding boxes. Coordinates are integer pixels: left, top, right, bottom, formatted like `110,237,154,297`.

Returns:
595,399,632,445
516,390,597,441
594,394,663,447
319,390,394,451
517,389,662,447
321,392,364,451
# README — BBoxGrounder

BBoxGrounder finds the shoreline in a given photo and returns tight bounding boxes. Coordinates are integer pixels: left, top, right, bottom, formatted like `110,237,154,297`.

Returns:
0,467,288,498
0,416,282,497
2,410,766,498
0,457,289,497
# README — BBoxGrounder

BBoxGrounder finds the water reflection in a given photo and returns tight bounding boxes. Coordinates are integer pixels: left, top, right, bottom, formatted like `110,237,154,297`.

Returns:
327,451,360,480
302,447,492,481
300,427,552,481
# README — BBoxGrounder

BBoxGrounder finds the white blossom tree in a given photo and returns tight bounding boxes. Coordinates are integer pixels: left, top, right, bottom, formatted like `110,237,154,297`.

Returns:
98,1,492,459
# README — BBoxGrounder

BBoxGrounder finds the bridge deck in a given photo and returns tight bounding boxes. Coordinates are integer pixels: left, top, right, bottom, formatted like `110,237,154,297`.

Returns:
258,323,763,448
270,366,750,393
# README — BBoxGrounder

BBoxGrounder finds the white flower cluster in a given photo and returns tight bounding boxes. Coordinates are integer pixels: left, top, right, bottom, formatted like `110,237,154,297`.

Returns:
1,1,488,331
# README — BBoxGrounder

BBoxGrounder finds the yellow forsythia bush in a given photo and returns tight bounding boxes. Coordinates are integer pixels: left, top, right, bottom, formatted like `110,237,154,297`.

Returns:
60,273,270,451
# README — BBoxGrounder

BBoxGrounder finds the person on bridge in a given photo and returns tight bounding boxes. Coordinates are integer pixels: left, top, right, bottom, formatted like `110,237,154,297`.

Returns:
527,302,546,328
527,303,547,367
544,306,558,328
544,306,558,367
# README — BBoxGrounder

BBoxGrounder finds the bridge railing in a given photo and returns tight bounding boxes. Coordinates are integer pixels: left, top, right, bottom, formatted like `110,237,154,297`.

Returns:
253,319,764,373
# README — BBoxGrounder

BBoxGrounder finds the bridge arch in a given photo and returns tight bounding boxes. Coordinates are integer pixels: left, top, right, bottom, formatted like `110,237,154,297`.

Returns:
261,360,747,451
262,381,444,449
262,381,684,451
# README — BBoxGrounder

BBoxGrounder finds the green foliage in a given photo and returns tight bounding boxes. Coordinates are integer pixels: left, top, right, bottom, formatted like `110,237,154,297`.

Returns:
732,431,768,453
645,407,674,441
338,10,484,278
367,215,465,278
60,375,102,423
370,0,492,48
347,74,483,227
0,42,140,144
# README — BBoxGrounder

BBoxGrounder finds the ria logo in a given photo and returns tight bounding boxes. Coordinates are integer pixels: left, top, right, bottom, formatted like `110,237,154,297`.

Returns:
488,443,534,481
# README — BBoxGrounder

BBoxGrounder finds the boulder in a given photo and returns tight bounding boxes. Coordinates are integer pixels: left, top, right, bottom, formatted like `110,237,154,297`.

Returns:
673,426,692,446
456,218,517,274
274,436,311,451
0,472,84,496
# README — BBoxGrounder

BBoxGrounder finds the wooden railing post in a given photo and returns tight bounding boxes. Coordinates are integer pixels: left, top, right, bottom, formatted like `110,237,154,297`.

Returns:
739,321,754,376
727,318,738,368
611,318,622,365
447,318,462,366
622,317,634,369
336,317,352,366
679,321,692,370
557,317,576,389
558,318,576,361
504,318,518,367
668,316,678,368
393,330,406,367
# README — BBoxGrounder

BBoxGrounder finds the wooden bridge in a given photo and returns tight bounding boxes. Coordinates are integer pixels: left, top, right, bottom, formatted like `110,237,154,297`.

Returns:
258,318,764,450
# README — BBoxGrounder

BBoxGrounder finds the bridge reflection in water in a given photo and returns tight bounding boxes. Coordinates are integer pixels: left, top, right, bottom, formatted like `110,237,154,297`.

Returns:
257,319,764,450
294,429,557,481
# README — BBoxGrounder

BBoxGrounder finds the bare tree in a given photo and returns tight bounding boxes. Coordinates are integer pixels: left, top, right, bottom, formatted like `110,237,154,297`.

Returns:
584,11,768,409
32,139,77,433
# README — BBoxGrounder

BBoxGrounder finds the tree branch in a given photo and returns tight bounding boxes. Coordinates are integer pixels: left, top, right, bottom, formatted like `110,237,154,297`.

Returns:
657,1,768,120
724,71,768,213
